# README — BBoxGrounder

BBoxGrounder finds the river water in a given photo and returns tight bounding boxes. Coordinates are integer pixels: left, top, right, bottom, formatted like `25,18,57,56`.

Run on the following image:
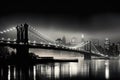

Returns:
0,59,120,80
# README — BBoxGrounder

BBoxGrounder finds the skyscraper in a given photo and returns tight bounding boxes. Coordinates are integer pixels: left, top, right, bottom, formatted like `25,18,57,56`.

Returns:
104,38,110,50
81,34,85,43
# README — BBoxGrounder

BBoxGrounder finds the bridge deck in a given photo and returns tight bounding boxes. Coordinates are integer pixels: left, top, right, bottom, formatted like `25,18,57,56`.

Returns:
0,41,105,57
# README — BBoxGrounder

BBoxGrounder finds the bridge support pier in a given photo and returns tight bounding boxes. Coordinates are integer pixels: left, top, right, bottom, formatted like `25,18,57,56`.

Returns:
16,45,29,62
16,23,30,63
16,46,29,56
84,54,91,60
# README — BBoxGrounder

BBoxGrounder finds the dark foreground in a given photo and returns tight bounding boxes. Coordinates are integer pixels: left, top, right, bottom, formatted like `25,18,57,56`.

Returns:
0,57,78,65
0,59,120,80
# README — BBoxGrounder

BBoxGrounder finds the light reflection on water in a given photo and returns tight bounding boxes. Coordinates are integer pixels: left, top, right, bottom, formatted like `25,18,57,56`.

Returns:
1,60,120,80
105,60,109,80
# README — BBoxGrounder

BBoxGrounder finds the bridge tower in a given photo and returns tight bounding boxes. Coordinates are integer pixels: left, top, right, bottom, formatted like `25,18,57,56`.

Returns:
84,41,92,60
16,23,29,60
16,25,21,43
16,23,29,43
24,23,29,44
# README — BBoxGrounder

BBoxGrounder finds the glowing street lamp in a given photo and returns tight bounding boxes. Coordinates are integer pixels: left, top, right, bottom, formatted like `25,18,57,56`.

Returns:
47,45,50,47
33,41,36,45
13,39,16,41
12,27,16,30
7,29,10,32
10,28,13,31
2,37,4,40
3,30,6,33
43,44,45,46
40,42,43,44
33,28,36,30
7,38,10,41
0,32,3,34
28,40,31,43
49,42,51,45
33,40,36,43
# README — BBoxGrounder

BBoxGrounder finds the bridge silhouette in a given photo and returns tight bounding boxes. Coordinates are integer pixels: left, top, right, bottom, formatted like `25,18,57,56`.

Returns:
0,23,108,60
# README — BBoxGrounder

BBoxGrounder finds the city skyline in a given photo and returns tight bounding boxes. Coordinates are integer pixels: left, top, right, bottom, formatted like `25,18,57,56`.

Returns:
0,14,120,43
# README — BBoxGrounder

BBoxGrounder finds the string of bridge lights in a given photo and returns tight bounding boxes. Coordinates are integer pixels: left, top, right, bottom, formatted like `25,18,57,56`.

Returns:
0,26,54,42
0,27,16,41
0,27,16,34
29,26,77,48
68,41,105,56
28,26,67,47
0,26,106,56
28,31,58,46
0,26,52,44
30,26,105,54
28,29,52,45
0,26,70,49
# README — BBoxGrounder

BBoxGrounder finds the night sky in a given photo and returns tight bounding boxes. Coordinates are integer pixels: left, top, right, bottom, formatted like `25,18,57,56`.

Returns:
0,2,120,43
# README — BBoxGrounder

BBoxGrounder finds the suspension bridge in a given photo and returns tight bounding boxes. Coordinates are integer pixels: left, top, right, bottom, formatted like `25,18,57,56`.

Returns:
0,23,108,60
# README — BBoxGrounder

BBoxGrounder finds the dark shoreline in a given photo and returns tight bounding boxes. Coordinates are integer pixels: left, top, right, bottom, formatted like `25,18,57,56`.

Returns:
0,58,78,65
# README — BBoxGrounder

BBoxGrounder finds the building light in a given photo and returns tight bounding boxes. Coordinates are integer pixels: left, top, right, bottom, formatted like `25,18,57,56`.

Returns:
81,34,84,38
105,38,109,40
